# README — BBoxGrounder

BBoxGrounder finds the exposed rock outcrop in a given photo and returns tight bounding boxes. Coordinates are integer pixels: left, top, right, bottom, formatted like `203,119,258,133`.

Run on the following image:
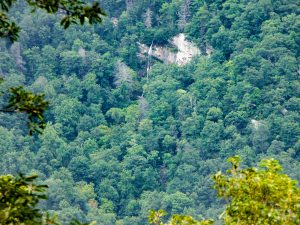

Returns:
251,119,263,130
138,33,200,66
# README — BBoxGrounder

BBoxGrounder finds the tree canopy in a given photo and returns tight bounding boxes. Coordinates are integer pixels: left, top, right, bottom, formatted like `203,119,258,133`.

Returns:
0,0,106,42
0,0,299,224
2,158,299,224
0,174,95,224
0,0,105,134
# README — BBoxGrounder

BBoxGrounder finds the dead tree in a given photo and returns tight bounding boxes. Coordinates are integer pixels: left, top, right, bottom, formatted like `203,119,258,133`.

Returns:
126,0,133,11
114,60,133,87
178,0,191,30
144,8,153,28
10,42,26,71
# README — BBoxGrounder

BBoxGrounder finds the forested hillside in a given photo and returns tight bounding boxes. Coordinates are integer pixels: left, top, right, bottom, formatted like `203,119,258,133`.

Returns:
0,0,299,224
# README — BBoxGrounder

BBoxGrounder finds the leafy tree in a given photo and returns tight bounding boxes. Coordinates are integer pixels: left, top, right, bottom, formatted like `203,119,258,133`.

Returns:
0,173,98,225
0,81,48,134
213,156,300,225
0,174,49,224
148,209,213,225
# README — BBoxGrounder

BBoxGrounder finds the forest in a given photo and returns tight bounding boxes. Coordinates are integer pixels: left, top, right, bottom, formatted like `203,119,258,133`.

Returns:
0,0,299,224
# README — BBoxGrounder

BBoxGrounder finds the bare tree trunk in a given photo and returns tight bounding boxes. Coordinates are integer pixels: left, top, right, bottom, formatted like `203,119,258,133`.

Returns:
138,96,148,119
144,8,152,28
10,42,26,71
114,60,133,87
126,0,133,11
178,0,191,30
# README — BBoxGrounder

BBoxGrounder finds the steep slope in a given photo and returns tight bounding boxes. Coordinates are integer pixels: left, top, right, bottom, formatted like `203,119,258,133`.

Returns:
0,0,299,224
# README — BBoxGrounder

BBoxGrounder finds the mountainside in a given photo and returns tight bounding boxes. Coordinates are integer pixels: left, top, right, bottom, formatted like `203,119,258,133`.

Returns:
0,0,299,224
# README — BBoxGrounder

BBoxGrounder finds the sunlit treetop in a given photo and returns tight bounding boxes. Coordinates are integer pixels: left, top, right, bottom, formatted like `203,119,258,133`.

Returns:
148,209,214,225
213,156,300,225
150,157,300,225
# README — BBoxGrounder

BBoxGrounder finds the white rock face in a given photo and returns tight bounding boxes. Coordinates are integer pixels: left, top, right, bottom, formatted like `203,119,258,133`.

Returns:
251,119,262,130
171,33,200,65
138,33,200,66
150,46,177,64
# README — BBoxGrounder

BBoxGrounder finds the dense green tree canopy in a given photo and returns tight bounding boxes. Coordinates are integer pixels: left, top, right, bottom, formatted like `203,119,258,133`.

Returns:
0,0,299,224
0,174,96,224
0,0,105,42
0,0,106,134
